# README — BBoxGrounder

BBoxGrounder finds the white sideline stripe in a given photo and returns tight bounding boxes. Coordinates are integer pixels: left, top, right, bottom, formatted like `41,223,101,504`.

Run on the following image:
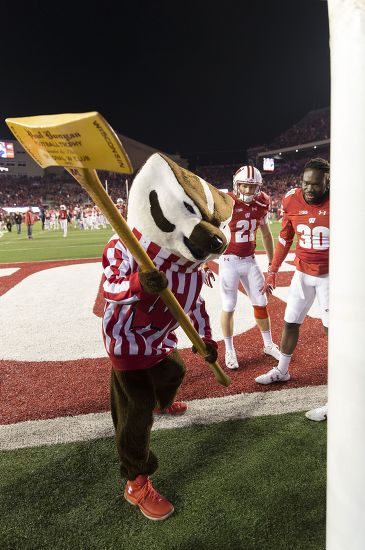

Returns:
0,386,327,451
0,268,19,277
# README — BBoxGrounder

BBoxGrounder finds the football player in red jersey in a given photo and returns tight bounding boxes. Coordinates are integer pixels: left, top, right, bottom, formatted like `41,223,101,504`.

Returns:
59,205,68,237
219,165,280,370
116,197,127,218
256,158,330,421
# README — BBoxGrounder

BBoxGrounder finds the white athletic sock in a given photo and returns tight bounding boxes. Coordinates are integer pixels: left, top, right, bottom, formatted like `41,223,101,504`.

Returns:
224,337,234,353
261,330,273,348
277,353,292,375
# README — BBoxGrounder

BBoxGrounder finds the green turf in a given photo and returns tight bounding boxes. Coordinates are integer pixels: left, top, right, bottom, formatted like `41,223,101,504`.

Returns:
0,222,283,264
256,221,281,251
0,223,114,263
0,412,326,550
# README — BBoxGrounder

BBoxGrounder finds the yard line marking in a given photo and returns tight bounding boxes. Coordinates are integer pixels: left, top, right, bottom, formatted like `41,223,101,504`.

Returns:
0,268,19,277
0,385,327,450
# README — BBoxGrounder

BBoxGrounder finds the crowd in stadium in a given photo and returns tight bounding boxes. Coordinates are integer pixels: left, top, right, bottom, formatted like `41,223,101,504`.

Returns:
0,107,330,222
269,107,329,148
0,172,129,209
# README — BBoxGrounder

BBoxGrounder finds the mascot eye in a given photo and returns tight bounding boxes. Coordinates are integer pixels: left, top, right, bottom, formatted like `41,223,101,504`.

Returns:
184,202,195,214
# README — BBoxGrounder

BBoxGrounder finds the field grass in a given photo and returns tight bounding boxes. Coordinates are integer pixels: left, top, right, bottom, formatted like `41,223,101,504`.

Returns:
0,413,326,550
0,218,326,549
0,221,282,264
0,223,114,263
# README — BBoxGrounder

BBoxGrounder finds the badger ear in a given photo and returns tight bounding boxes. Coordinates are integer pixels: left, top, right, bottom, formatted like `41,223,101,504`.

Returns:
149,190,175,233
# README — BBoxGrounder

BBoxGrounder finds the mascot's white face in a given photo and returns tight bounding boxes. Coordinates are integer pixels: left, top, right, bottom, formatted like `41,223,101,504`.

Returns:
127,153,233,263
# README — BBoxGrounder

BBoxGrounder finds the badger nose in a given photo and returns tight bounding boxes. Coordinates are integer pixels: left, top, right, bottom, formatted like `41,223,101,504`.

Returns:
210,235,224,251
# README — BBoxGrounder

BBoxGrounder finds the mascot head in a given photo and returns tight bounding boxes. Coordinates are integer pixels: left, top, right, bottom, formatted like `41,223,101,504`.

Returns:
127,153,233,263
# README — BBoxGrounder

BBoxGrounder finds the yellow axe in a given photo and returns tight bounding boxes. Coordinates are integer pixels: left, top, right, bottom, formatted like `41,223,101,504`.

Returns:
6,112,231,387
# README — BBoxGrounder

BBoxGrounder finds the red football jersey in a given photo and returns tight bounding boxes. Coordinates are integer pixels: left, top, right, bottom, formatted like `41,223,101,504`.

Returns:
224,192,270,257
271,187,330,276
59,210,68,220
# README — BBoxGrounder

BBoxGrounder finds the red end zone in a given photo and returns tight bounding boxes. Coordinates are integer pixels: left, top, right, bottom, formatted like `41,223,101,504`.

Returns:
0,259,327,425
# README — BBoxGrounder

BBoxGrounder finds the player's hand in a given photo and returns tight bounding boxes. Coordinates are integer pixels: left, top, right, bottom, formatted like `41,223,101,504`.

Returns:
139,269,168,294
192,339,218,363
203,266,215,288
261,270,276,295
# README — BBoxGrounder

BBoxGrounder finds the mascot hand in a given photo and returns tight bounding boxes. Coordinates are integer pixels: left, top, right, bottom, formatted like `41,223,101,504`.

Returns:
192,338,218,363
139,269,168,294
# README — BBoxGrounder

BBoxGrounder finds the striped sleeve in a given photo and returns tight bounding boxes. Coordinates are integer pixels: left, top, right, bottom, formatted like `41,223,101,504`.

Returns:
270,210,295,273
188,294,213,342
102,238,143,304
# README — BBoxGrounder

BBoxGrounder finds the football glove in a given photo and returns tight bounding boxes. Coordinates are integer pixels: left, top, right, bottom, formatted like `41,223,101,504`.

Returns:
203,266,215,288
261,269,276,295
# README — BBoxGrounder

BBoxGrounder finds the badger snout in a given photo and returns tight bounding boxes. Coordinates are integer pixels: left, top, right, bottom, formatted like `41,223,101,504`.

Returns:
184,221,228,260
210,235,224,252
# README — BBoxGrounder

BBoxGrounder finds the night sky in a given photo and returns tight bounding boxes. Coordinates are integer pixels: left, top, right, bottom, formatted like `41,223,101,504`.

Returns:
1,1,330,163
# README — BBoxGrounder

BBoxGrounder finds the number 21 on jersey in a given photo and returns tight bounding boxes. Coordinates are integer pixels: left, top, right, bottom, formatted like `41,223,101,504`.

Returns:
234,219,257,242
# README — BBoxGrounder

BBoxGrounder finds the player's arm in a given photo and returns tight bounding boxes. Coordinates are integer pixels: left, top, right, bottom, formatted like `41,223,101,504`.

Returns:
270,212,295,272
261,210,295,294
259,218,274,264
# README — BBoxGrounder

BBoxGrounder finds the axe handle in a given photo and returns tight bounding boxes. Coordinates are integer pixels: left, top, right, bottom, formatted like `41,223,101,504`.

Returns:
67,167,231,388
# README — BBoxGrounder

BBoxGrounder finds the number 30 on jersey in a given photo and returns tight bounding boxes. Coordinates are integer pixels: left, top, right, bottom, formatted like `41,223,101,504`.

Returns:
297,224,329,250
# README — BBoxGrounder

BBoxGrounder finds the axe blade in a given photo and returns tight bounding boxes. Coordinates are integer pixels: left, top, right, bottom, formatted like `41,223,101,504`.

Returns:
6,111,133,174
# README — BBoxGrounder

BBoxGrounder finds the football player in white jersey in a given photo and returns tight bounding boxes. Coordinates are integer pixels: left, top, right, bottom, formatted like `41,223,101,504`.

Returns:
219,165,280,369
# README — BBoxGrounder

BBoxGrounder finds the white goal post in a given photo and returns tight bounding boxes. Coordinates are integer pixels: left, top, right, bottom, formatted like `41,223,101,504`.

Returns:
327,1,365,549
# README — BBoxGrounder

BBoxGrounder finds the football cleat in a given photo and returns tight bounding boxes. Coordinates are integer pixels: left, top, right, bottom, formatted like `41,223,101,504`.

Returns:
255,367,290,385
305,404,328,422
263,343,281,361
225,350,239,370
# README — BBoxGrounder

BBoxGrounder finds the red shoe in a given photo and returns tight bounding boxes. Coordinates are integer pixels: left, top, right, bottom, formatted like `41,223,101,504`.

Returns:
124,475,174,521
154,401,188,415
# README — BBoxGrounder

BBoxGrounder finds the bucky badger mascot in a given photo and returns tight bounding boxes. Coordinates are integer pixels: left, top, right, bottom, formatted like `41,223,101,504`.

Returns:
102,153,233,520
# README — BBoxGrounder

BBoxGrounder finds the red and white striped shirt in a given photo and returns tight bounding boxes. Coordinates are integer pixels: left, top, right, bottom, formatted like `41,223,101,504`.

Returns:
102,228,214,371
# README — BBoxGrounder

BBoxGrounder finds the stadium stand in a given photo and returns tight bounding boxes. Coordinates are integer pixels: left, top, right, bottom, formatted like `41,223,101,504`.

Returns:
0,108,330,212
194,107,330,208
0,172,130,209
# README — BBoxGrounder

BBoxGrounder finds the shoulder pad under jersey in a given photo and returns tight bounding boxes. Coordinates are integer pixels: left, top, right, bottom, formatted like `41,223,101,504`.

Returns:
284,188,297,199
254,192,270,207
282,187,301,212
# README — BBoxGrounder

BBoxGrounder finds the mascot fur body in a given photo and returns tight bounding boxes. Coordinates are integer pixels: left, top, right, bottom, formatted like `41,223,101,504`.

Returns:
102,153,233,520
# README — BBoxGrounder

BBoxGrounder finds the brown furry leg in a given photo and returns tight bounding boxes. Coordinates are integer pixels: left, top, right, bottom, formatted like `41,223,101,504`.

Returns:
110,369,158,480
150,350,186,410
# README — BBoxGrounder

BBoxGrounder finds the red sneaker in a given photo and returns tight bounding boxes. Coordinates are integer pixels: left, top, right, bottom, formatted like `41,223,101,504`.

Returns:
124,475,174,521
154,401,188,415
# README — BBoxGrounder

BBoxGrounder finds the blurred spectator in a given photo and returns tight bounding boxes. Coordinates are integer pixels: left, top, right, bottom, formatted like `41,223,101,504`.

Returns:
14,211,22,234
5,213,13,232
24,207,35,239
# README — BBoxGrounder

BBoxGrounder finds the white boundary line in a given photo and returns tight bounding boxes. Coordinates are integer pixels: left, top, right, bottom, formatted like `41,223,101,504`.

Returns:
0,385,327,451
